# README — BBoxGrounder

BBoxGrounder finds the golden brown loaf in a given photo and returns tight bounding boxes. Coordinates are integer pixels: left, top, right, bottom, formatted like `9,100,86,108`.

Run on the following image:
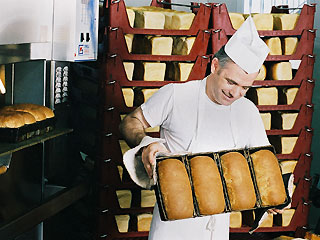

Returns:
158,158,194,220
190,156,225,215
250,149,287,206
0,111,25,128
16,111,37,124
13,103,53,120
220,152,257,211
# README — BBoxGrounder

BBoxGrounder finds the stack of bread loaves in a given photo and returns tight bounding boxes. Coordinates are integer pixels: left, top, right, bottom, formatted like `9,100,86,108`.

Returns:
0,103,54,128
156,148,287,220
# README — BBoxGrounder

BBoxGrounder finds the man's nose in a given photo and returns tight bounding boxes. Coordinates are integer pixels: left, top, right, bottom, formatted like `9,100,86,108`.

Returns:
231,86,245,98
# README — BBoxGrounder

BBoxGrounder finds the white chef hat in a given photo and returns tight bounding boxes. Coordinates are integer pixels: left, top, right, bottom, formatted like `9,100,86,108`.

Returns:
225,16,269,74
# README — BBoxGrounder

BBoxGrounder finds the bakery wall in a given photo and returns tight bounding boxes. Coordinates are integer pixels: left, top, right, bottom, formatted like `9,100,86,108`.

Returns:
309,2,320,231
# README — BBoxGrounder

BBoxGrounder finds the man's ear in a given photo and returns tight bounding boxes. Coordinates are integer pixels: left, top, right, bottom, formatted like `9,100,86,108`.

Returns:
211,58,219,74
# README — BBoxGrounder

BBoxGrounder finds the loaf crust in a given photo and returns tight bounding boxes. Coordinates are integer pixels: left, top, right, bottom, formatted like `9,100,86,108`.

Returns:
190,156,225,215
0,111,25,128
251,149,286,206
158,158,194,220
220,152,257,210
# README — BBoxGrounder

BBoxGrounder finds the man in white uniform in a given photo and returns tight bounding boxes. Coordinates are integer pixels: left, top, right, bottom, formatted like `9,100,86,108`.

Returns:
120,17,277,239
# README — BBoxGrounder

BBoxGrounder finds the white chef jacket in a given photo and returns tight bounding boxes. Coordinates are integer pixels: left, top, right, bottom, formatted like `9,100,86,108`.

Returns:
140,78,270,240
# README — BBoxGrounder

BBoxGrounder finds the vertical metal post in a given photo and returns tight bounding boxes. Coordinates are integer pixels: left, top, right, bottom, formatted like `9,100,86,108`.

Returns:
11,63,14,104
43,60,47,107
50,61,56,110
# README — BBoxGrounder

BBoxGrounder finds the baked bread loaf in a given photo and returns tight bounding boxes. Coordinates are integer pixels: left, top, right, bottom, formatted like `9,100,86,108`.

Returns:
116,190,132,208
134,62,166,81
141,189,156,207
122,88,134,107
190,156,225,215
124,34,134,53
220,152,257,210
280,160,298,174
229,13,245,30
126,8,135,28
250,149,286,206
260,113,271,130
264,37,282,55
123,62,134,80
115,215,130,232
157,158,194,220
251,13,273,30
230,211,242,228
270,62,292,80
255,64,267,80
273,13,299,30
137,213,153,231
282,37,298,55
0,111,26,128
13,103,54,120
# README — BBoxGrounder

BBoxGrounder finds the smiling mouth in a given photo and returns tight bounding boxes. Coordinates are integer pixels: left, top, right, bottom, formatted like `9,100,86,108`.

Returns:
222,90,232,99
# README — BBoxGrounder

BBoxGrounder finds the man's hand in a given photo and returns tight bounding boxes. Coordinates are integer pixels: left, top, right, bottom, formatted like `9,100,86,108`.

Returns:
141,142,168,178
267,208,284,215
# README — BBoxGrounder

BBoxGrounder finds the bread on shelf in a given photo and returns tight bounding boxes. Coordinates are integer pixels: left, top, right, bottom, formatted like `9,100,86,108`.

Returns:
166,62,194,82
281,87,298,105
141,189,156,207
157,158,194,220
272,112,298,130
134,8,165,29
220,152,256,211
228,12,245,30
281,137,298,154
134,62,166,81
255,64,267,80
274,209,295,227
115,215,130,232
230,211,242,228
126,8,135,28
273,13,299,30
190,155,225,215
116,190,132,208
172,37,195,55
137,213,153,231
121,88,134,107
282,37,298,55
264,37,282,55
246,87,278,105
123,62,134,80
134,36,173,55
0,111,26,128
119,140,130,155
124,34,134,53
250,13,274,30
280,160,298,174
260,112,271,130
171,11,195,30
270,62,292,80
250,149,287,206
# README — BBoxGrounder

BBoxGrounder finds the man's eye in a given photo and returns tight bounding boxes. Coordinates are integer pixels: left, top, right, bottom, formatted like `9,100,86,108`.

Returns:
227,80,234,85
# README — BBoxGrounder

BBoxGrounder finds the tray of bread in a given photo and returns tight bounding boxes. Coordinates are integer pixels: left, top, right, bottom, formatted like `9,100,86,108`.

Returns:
154,145,290,221
0,103,55,143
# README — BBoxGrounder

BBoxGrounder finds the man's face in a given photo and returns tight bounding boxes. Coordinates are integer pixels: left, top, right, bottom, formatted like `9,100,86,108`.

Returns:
206,58,259,106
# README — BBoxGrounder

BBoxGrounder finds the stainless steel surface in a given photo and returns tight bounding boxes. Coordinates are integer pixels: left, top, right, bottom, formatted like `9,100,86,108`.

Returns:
0,0,98,64
0,43,51,65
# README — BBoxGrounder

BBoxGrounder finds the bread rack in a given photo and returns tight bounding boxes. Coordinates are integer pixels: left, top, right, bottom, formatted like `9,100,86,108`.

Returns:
94,0,317,239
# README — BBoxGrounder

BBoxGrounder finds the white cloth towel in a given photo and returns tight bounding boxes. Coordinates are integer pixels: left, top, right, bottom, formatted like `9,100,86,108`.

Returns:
123,136,166,189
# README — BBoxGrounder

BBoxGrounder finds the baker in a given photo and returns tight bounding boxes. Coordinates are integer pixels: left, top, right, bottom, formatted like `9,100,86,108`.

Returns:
120,16,275,240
